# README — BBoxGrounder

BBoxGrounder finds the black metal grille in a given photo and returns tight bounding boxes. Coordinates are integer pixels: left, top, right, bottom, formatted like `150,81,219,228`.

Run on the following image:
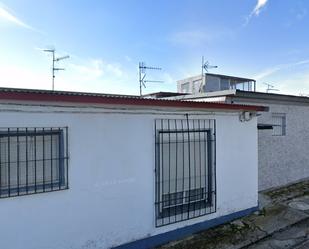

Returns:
272,113,286,136
0,127,69,198
155,119,216,227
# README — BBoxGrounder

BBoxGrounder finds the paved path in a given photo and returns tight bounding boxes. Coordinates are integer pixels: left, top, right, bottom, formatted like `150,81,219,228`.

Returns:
159,180,309,249
245,195,309,249
246,215,309,249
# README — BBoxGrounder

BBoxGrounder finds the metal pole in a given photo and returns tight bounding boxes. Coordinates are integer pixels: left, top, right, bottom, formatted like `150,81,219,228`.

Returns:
52,51,55,91
139,63,142,96
201,56,204,78
199,56,204,92
138,62,162,96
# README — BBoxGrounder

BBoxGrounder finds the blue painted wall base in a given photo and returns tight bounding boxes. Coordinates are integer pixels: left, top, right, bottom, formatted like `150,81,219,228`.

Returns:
114,206,258,249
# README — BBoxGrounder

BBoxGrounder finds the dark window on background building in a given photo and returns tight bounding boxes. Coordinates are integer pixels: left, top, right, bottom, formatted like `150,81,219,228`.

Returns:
272,113,286,136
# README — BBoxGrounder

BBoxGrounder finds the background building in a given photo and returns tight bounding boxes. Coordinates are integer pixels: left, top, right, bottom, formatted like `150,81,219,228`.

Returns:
177,73,256,94
169,87,309,191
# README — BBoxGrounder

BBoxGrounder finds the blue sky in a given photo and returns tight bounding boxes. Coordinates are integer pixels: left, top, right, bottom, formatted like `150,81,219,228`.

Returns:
0,0,309,95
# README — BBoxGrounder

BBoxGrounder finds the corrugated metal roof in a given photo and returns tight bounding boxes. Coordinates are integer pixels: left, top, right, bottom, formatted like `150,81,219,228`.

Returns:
0,87,140,98
0,87,267,111
176,89,309,105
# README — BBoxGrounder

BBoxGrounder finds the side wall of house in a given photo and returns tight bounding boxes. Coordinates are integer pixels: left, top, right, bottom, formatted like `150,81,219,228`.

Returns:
257,103,309,190
0,105,258,249
226,97,309,190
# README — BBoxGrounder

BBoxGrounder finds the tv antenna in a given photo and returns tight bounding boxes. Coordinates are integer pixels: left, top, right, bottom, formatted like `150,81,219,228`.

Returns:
138,62,163,96
299,93,309,97
43,48,70,90
199,56,218,92
263,83,279,93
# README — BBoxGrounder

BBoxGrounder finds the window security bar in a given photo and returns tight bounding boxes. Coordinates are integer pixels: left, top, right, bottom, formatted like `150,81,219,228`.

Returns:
0,127,69,198
155,119,216,227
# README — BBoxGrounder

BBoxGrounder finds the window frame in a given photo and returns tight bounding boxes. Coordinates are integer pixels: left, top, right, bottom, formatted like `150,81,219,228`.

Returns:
181,82,190,93
0,127,69,198
271,113,286,136
155,119,216,227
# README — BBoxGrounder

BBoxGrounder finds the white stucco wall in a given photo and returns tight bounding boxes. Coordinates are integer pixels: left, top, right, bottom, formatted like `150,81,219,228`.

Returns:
191,96,309,191
257,103,309,190
0,103,258,249
225,97,309,190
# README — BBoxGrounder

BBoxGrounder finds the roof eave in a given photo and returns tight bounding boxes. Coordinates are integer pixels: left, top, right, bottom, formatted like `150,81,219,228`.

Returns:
0,90,267,112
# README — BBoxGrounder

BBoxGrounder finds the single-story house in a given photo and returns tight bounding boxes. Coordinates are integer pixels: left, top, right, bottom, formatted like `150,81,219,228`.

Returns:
0,87,266,249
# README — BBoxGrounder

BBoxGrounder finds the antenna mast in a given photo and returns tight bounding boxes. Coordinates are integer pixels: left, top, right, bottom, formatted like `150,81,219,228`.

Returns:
138,62,163,96
263,83,279,93
44,48,70,90
200,56,218,92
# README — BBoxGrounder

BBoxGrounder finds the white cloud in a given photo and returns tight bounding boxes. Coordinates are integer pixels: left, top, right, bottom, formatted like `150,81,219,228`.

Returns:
0,55,138,94
244,0,269,25
252,0,268,16
162,73,175,85
271,72,309,95
254,59,309,94
0,64,50,90
0,3,33,29
254,67,280,80
68,59,124,81
254,59,309,80
68,60,104,80
60,58,137,94
105,63,123,78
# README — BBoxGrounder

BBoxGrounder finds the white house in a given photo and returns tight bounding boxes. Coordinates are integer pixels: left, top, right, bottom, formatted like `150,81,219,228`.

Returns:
0,87,265,249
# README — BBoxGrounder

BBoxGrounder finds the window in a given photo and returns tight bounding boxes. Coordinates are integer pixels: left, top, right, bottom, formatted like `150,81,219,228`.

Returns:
155,119,216,227
272,113,286,136
220,79,229,90
181,82,190,93
192,80,202,93
0,127,68,198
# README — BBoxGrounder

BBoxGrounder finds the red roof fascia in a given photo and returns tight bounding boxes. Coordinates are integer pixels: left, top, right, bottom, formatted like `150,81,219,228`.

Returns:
0,91,266,111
